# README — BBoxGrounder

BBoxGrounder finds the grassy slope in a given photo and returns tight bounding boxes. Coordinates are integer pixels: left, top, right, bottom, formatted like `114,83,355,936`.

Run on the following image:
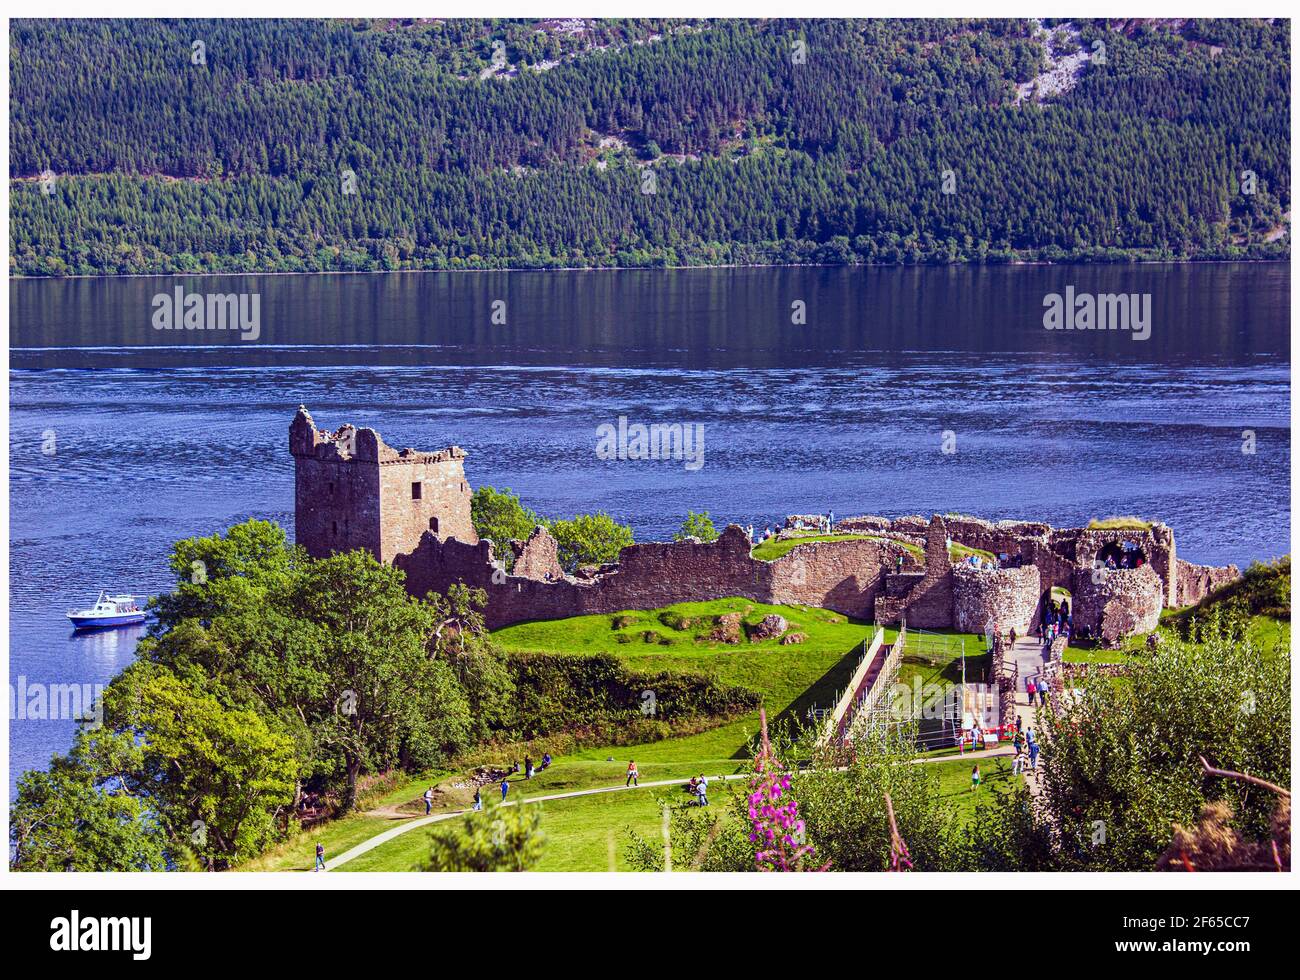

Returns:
495,597,885,760
237,774,445,872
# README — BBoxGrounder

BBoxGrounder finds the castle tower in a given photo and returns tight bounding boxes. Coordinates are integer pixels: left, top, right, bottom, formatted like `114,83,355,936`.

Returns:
290,406,477,562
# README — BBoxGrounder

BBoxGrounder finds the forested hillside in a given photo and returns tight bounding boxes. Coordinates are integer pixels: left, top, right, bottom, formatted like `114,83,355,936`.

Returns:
9,17,1290,276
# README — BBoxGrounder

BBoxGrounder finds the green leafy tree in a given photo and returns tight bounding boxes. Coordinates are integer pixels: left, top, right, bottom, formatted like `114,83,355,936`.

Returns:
548,512,635,572
428,582,515,744
141,522,483,810
422,804,545,871
11,731,168,872
1039,611,1290,870
471,486,541,570
101,665,299,870
673,510,719,543
277,550,476,810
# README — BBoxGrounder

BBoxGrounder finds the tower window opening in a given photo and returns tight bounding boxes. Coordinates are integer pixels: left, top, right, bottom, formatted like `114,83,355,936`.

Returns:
412,481,422,500
429,517,440,534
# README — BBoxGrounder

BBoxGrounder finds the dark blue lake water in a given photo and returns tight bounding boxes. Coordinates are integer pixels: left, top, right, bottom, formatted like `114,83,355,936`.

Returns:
8,263,1291,792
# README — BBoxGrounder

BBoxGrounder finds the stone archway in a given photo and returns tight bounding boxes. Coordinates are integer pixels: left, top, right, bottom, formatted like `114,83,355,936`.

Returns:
1038,585,1072,638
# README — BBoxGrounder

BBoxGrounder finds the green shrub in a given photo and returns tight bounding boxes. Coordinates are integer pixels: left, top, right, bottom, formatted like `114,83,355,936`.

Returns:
498,651,760,748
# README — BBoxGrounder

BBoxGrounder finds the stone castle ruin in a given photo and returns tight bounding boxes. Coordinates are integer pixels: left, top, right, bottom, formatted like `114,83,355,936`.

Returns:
290,408,1240,646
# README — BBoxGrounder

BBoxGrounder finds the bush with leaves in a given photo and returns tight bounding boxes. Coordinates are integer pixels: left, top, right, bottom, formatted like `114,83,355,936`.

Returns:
548,512,635,572
422,804,545,872
1039,609,1290,870
674,510,719,543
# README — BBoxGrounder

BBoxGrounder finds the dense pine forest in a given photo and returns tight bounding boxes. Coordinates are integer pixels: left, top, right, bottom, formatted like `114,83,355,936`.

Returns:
8,17,1290,276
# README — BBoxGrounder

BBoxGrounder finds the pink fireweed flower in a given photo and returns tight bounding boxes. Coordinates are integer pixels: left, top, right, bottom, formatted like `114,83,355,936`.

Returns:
747,708,824,871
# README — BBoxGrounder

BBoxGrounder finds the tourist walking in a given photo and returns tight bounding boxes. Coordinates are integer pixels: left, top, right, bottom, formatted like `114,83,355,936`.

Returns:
501,778,510,802
314,842,325,872
970,765,981,792
626,760,639,787
1028,740,1040,770
1012,752,1023,776
1026,675,1035,703
473,786,483,811
423,785,435,815
525,756,534,779
696,774,709,807
1037,677,1050,709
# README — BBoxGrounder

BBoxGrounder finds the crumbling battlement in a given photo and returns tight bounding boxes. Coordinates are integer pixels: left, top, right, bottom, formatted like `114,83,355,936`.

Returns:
1175,558,1242,607
290,411,1241,639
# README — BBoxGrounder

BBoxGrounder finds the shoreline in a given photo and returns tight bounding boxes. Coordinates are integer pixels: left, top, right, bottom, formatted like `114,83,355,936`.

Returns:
7,255,1291,283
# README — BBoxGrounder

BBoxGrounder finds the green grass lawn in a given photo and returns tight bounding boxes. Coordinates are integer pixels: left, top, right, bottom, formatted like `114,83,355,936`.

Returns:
240,812,393,872
342,757,1017,872
931,756,1022,826
750,532,920,562
341,779,744,872
252,597,998,872
496,597,884,759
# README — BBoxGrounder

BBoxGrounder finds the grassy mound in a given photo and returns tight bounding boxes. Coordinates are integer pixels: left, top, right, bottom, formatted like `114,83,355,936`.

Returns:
750,532,920,562
950,541,996,563
494,598,882,759
1087,516,1152,530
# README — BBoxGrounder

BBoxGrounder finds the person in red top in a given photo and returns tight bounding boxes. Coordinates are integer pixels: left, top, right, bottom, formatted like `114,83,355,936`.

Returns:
626,760,639,787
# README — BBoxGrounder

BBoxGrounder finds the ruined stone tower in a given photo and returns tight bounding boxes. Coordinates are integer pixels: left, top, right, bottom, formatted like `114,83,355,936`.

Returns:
290,406,477,562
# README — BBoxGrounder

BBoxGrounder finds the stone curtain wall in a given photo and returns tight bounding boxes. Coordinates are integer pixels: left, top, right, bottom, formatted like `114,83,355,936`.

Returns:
952,565,1040,633
400,524,902,630
1175,558,1242,607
